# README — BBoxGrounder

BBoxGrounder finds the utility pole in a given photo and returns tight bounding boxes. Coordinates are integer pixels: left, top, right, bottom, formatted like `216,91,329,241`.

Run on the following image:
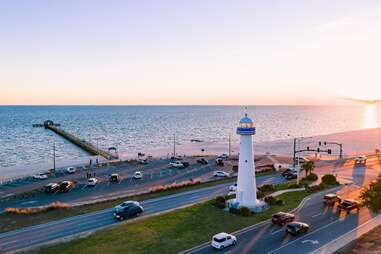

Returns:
228,133,231,157
173,134,176,158
96,138,99,164
53,142,56,172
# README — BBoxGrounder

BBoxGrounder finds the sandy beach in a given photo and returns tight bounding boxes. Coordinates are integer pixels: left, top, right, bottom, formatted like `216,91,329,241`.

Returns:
1,127,380,182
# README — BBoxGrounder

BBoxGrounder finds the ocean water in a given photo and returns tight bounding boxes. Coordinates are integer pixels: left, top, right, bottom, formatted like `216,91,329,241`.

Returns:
0,105,380,170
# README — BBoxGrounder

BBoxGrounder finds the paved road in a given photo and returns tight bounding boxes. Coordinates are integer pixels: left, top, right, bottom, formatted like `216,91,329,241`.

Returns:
0,174,284,253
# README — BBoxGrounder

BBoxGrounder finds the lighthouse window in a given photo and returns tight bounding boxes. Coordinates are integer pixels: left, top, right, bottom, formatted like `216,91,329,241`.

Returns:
245,160,247,163
240,122,253,128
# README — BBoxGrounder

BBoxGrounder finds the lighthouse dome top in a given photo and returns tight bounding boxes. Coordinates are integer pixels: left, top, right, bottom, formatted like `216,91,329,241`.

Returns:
239,114,253,128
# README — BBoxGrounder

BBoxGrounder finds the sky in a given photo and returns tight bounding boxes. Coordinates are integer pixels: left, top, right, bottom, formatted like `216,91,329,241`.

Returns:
1,0,381,105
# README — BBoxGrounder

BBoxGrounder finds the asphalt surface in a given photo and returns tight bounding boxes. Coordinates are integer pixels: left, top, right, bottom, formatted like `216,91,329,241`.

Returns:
0,157,229,212
0,174,284,253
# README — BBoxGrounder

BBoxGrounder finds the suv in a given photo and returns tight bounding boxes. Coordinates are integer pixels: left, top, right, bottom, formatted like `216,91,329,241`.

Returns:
66,167,76,174
197,158,208,165
44,183,60,193
113,201,144,220
59,181,74,192
272,212,295,225
110,174,120,182
323,193,341,205
281,168,295,177
216,158,224,166
286,222,309,236
338,199,360,214
286,173,297,180
211,232,237,249
214,171,230,177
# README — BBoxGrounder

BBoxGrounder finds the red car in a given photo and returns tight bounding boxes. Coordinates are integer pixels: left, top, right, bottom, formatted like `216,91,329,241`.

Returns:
272,212,295,225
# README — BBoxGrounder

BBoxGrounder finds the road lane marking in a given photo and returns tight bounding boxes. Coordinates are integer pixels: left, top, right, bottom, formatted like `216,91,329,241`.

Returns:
312,213,322,218
267,219,340,254
302,239,319,245
271,228,284,235
20,200,37,205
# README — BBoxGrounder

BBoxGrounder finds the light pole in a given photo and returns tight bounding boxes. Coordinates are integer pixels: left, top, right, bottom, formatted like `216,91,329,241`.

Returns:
173,134,176,158
53,142,56,172
228,133,231,157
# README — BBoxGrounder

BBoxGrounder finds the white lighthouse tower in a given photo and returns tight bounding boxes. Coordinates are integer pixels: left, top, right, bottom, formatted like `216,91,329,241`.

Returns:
230,113,267,212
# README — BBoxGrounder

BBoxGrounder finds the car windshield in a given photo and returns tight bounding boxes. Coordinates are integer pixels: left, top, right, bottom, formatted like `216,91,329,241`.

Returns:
213,237,226,243
287,224,297,229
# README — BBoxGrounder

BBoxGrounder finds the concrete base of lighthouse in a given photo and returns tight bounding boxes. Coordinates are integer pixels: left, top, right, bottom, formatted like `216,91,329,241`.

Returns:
226,199,269,213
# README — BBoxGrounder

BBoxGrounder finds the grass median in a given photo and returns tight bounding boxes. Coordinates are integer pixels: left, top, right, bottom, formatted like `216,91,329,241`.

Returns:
30,191,309,254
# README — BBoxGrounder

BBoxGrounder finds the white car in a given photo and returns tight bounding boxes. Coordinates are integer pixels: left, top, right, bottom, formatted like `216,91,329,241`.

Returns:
87,178,98,186
211,232,237,249
33,173,48,180
169,161,184,168
229,183,237,192
133,171,143,179
66,167,76,174
214,171,230,177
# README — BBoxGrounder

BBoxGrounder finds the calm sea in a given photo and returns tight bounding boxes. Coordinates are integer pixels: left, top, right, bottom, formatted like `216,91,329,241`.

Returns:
0,105,380,170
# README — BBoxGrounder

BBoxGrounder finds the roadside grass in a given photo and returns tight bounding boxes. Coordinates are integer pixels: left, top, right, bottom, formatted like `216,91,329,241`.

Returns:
0,177,236,233
31,191,309,254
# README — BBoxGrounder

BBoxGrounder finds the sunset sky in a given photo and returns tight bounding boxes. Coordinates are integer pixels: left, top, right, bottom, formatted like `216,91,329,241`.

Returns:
1,0,380,105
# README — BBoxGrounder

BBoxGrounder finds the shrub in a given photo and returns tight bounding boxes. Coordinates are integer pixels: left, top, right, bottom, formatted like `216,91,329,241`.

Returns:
287,183,301,189
275,199,284,206
321,174,338,185
258,184,275,193
214,196,226,208
240,206,252,217
306,183,326,193
5,202,70,215
264,196,277,205
303,173,318,182
229,207,241,215
361,175,381,212
149,179,201,193
257,190,265,199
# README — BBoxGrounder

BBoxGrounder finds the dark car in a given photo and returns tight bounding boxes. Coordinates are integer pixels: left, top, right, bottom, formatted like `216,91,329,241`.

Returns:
286,173,297,180
109,173,120,182
182,161,190,167
281,168,295,177
216,158,224,166
272,212,295,225
197,158,208,165
286,222,309,236
138,159,148,165
323,193,341,205
59,181,74,192
44,183,60,193
338,199,360,214
113,201,144,220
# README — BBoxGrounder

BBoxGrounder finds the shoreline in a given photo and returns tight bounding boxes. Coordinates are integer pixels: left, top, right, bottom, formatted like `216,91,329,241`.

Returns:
1,127,380,182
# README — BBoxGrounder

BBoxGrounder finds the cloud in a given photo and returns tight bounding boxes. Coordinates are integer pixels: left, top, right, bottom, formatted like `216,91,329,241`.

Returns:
316,17,355,32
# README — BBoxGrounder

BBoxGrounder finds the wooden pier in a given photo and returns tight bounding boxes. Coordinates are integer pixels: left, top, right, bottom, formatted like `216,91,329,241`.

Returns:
34,120,118,160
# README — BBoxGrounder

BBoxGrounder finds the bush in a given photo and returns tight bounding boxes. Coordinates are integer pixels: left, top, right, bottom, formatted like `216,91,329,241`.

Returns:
149,179,201,193
240,206,252,217
306,183,326,193
5,202,70,215
361,175,381,212
321,174,338,185
275,199,284,206
214,196,226,208
303,173,318,182
258,184,275,193
264,196,277,205
287,183,302,189
257,190,265,199
229,207,241,214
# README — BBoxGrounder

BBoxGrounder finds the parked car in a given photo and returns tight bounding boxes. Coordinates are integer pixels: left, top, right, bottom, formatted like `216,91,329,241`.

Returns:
216,158,224,166
169,161,185,168
197,158,208,165
133,171,143,179
214,171,230,177
66,167,76,174
281,168,296,177
138,159,148,165
33,173,48,180
272,212,295,225
219,154,229,160
59,181,74,192
323,193,341,205
109,173,120,182
44,183,60,193
211,232,237,250
286,222,309,236
113,201,144,220
229,183,237,192
286,173,298,180
338,199,360,214
181,161,190,167
87,178,98,186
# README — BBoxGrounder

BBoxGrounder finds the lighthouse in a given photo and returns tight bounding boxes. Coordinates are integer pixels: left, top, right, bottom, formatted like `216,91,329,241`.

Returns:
235,113,258,208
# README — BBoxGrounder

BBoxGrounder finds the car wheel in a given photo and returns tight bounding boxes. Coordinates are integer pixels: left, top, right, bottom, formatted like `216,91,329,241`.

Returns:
220,245,225,249
233,240,237,246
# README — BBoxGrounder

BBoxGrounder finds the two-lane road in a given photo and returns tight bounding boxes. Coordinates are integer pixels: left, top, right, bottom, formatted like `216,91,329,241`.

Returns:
187,186,376,254
0,174,284,253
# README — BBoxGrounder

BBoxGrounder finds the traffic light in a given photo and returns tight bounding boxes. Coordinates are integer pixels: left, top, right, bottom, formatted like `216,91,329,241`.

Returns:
328,149,332,155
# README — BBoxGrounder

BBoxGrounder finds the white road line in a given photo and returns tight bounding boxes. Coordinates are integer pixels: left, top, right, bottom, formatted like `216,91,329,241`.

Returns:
271,228,284,235
267,219,340,254
312,213,322,218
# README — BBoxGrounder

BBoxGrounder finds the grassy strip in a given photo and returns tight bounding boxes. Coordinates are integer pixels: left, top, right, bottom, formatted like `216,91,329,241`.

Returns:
31,191,309,254
0,177,236,234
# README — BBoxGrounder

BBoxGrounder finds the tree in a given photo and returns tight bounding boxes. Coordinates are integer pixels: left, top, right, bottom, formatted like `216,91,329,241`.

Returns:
301,161,315,177
361,174,381,212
